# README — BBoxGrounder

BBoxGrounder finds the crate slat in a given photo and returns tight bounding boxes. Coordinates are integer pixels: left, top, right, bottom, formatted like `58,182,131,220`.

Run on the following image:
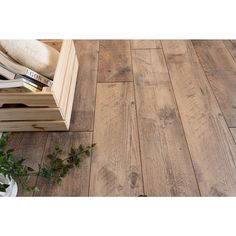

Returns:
0,93,56,108
0,40,79,131
52,40,72,105
0,108,62,121
59,43,76,118
0,121,67,131
65,55,79,128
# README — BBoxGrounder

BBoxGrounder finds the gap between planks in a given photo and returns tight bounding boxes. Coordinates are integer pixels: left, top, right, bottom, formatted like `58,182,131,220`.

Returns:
132,48,200,196
162,40,236,196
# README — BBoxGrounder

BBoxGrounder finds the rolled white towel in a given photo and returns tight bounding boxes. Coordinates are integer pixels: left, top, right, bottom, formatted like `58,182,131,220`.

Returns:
0,40,60,79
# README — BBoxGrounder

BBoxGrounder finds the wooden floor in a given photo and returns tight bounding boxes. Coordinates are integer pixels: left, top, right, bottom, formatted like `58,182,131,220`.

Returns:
9,40,236,196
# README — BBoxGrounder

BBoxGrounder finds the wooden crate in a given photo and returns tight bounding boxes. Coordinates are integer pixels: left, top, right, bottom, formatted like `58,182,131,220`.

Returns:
0,40,79,131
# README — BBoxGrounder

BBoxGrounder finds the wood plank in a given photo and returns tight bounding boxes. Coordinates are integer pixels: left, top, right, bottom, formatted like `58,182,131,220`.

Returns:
193,40,236,71
223,40,236,62
52,40,72,104
65,56,79,129
8,132,48,196
193,40,236,127
131,40,161,49
0,93,57,107
0,108,62,121
59,45,76,117
70,41,98,131
35,132,92,196
0,121,67,132
74,40,99,52
206,71,236,127
132,49,199,196
89,83,143,196
162,40,236,196
191,40,223,48
98,48,132,82
100,40,130,50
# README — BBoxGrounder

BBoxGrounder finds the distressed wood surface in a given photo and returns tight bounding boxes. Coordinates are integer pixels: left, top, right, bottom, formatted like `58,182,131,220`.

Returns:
70,41,98,131
74,40,99,52
4,40,236,197
98,47,132,82
224,40,236,63
100,40,130,50
132,49,199,196
131,40,161,49
162,40,236,196
89,83,143,196
193,40,236,127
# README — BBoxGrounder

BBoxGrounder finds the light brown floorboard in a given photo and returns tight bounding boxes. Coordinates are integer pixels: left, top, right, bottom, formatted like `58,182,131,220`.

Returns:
223,40,236,63
98,47,133,82
89,83,144,196
132,49,199,196
74,40,99,52
99,40,130,50
131,40,162,49
70,41,98,131
162,40,236,196
193,40,236,127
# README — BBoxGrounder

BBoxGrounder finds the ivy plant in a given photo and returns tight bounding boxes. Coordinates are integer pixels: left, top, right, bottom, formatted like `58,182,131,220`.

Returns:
0,132,96,194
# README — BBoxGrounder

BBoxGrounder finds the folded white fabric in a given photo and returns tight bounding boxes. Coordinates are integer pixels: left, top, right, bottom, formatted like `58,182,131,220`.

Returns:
0,40,60,79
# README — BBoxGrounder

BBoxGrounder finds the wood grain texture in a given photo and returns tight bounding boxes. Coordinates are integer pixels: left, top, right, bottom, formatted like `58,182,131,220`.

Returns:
98,48,133,82
89,83,143,196
0,121,67,132
0,93,57,108
70,41,98,131
36,132,92,196
224,40,236,62
205,71,236,127
162,40,236,196
75,40,99,52
0,108,62,121
100,40,130,50
193,40,236,127
132,49,199,196
131,40,161,49
9,132,48,196
64,56,79,128
193,40,236,71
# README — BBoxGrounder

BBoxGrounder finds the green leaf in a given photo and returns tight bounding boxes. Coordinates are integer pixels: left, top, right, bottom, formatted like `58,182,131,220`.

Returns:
85,150,90,156
27,166,34,172
0,183,9,192
79,144,84,152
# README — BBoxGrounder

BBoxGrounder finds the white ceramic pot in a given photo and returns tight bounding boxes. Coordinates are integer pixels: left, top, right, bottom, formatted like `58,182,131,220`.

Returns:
0,174,18,197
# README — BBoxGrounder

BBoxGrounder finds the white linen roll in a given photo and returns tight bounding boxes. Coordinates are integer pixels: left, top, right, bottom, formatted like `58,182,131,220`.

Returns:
0,40,60,79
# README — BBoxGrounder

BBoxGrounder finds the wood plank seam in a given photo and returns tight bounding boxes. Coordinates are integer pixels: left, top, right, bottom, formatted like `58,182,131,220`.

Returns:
224,40,236,64
89,82,143,196
160,41,202,195
192,41,232,129
132,47,200,195
129,42,147,195
162,40,236,196
88,41,100,196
